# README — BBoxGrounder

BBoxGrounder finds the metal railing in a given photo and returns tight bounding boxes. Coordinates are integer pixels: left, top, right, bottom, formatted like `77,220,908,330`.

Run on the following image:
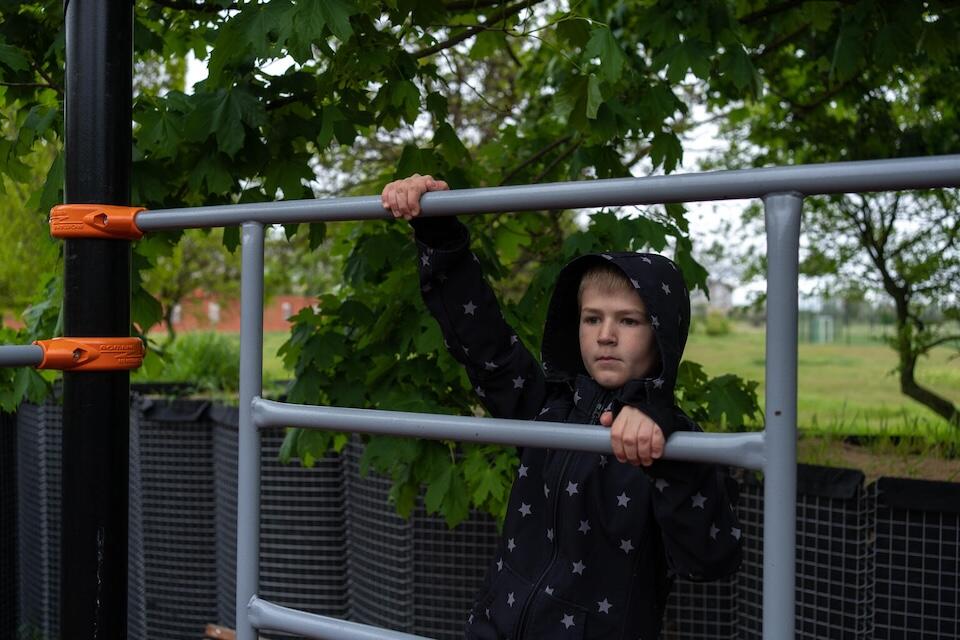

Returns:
2,153,958,640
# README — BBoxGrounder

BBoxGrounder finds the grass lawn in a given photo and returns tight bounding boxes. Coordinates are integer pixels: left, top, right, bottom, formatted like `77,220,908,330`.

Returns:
233,325,960,479
684,322,959,441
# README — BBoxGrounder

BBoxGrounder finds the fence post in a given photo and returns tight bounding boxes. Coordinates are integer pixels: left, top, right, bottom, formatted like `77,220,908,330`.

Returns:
762,192,803,640
237,222,265,640
61,1,133,637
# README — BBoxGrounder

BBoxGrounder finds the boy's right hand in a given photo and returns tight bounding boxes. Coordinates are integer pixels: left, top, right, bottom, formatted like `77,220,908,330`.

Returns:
381,173,449,220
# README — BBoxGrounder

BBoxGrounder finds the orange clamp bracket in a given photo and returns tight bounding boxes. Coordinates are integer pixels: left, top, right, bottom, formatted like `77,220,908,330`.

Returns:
34,338,145,371
49,204,145,240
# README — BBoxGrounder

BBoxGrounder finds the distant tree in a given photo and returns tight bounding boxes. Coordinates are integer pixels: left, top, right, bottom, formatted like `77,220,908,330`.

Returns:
708,1,960,426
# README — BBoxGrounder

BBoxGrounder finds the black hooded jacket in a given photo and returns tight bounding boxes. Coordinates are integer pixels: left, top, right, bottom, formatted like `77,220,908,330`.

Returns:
411,217,742,640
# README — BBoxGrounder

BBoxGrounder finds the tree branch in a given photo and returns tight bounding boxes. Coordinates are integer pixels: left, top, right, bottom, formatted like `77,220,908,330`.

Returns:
413,0,543,59
924,335,960,351
532,139,581,183
444,0,505,10
499,135,572,185
0,81,55,90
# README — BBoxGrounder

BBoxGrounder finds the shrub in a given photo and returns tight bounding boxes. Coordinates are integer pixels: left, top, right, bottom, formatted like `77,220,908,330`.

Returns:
136,331,240,393
704,310,731,337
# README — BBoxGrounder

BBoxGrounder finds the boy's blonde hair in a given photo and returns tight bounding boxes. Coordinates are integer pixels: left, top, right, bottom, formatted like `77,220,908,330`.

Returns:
577,264,637,308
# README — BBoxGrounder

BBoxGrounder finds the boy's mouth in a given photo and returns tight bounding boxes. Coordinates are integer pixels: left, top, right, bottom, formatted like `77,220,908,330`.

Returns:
596,356,620,362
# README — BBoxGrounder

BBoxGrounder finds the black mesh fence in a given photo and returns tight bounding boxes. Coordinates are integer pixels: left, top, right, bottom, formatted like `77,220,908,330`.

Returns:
343,436,501,640
9,397,960,638
736,464,875,640
208,405,350,640
1,411,17,639
129,396,219,639
211,405,239,629
15,398,61,640
873,477,960,640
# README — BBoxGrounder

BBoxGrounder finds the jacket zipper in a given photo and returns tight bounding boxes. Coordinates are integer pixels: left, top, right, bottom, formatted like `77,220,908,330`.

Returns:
515,394,608,639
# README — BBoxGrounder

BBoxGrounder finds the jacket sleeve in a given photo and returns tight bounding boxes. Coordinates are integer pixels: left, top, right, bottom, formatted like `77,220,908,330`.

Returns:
410,216,546,420
616,397,743,580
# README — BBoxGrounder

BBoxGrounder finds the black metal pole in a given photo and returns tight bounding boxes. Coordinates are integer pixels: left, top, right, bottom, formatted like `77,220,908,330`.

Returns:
62,1,132,637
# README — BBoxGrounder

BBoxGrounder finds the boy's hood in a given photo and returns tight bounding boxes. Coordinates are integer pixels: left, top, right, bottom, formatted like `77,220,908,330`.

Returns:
540,252,691,404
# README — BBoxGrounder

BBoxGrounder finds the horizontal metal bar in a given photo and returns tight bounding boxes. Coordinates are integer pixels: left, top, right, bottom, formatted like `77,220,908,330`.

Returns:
249,596,431,640
135,154,960,231
253,398,766,470
0,344,43,367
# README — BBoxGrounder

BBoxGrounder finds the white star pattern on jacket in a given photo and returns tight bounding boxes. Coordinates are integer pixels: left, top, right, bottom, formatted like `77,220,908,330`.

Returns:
509,334,518,345
463,300,477,315
661,282,671,295
655,478,669,492
475,386,485,398
547,528,554,541
561,614,575,629
598,455,608,467
572,560,585,575
620,539,634,553
543,483,550,498
573,389,582,404
709,524,719,539
731,527,742,540
496,557,503,571
484,360,498,370
507,538,516,551
641,256,652,263
651,315,660,328
507,592,515,607
630,278,640,289
421,254,430,266
517,464,528,478
512,376,525,389
519,502,532,517
616,492,631,507
692,493,707,509
566,481,579,496
653,378,664,389
545,586,554,595
578,519,591,534
598,598,612,614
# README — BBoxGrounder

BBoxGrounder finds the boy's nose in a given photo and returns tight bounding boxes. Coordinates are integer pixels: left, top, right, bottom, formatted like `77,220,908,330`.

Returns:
598,321,617,343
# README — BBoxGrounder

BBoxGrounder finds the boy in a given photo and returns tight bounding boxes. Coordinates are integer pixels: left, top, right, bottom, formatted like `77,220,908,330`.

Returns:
382,175,742,639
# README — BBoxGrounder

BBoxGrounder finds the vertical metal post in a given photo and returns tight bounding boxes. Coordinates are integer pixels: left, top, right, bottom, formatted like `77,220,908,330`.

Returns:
61,1,132,637
762,192,802,640
237,222,265,640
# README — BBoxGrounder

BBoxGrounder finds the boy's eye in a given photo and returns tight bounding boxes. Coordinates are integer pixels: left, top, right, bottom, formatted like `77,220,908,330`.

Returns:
582,316,600,324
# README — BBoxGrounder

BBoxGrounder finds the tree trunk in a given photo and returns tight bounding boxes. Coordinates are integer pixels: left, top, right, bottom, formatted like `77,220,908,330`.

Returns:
894,311,959,428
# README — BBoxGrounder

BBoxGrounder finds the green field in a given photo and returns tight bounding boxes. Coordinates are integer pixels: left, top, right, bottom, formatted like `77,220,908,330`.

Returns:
685,323,959,441
258,323,959,441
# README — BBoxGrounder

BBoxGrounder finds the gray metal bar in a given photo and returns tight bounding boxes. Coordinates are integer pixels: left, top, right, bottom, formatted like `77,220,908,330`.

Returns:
252,398,766,470
762,192,803,640
236,222,265,640
136,154,960,231
0,344,43,367
249,596,431,640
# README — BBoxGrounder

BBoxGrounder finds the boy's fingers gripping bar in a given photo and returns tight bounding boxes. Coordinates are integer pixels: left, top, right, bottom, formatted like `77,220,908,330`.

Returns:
34,337,145,371
49,204,145,239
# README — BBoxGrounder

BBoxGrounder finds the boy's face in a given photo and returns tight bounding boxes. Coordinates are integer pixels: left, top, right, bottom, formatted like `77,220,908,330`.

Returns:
578,284,657,389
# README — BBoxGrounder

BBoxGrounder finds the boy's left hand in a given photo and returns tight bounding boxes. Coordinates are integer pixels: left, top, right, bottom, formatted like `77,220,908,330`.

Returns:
601,406,665,467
